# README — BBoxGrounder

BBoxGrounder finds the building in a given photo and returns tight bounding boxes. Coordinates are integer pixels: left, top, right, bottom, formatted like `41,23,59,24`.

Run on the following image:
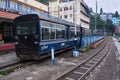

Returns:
100,13,113,21
0,0,48,43
49,0,90,29
0,0,48,15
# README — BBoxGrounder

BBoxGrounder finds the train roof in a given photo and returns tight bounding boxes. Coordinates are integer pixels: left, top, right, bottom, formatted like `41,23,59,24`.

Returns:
15,14,79,27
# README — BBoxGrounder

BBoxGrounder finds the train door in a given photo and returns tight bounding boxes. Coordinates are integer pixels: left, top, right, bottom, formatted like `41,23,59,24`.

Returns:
0,22,14,43
66,26,70,40
3,22,14,43
80,27,83,48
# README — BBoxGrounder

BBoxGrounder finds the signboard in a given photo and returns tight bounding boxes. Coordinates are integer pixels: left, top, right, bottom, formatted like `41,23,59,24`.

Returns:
112,17,116,24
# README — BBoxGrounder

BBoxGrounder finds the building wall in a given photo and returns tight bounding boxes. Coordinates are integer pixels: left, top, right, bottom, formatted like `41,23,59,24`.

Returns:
17,0,48,12
80,1,90,29
100,13,112,21
0,0,48,15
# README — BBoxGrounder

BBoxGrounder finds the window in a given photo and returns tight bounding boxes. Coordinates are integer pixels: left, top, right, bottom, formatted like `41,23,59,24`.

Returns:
64,7,68,11
42,28,50,40
41,21,55,40
70,6,72,10
42,28,56,40
17,2,22,11
51,29,56,39
30,7,35,13
60,15,62,19
5,0,10,8
4,26,13,37
64,15,68,18
0,0,4,8
16,21,36,35
70,14,72,18
41,20,65,40
56,24,65,39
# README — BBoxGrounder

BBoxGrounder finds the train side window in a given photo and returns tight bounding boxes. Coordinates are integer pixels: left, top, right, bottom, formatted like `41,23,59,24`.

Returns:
56,24,65,39
42,28,50,40
41,21,56,40
51,29,56,39
42,28,56,40
56,29,65,39
41,20,66,40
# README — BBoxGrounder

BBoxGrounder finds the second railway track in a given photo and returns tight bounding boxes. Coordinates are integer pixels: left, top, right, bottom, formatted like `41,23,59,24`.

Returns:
57,38,111,80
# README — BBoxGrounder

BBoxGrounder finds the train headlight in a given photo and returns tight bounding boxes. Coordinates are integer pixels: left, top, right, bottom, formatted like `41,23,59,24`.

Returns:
15,42,18,45
34,41,38,44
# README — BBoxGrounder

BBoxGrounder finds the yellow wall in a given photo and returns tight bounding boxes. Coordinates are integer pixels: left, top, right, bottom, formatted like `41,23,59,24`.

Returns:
17,0,48,12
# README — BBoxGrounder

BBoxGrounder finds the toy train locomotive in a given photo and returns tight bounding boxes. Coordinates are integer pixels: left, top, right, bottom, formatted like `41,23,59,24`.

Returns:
14,14,104,60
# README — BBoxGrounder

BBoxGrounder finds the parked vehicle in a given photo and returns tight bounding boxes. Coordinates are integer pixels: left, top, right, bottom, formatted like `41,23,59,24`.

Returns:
14,14,104,60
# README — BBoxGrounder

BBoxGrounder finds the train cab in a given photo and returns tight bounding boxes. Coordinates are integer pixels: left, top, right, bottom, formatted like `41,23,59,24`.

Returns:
14,14,40,60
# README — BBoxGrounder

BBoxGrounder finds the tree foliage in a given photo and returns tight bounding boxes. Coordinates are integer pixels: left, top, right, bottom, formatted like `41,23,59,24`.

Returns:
90,14,105,30
113,11,119,17
38,0,48,4
106,19,115,34
100,8,103,15
90,14,115,35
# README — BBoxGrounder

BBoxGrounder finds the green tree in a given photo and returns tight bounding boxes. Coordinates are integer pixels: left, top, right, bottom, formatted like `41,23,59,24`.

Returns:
90,8,93,13
90,14,95,30
38,0,48,4
106,19,115,35
96,14,105,30
113,11,119,17
90,14,105,31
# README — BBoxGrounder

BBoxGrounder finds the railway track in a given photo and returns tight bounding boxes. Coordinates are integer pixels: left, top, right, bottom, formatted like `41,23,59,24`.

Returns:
0,48,73,75
0,60,35,74
57,38,111,80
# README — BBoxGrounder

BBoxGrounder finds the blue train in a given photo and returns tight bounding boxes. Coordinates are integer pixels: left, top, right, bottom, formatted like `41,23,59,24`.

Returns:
14,14,104,60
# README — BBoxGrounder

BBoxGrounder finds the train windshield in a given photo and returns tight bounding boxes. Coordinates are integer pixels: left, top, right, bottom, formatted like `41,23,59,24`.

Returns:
16,21,36,35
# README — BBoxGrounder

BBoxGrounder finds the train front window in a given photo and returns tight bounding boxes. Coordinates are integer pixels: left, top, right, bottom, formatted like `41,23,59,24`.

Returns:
16,21,36,35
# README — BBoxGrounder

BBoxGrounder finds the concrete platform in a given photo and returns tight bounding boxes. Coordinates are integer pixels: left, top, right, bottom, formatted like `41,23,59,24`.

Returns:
0,52,20,70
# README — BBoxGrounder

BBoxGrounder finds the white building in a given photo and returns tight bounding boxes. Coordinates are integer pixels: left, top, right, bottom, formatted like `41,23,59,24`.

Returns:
49,0,90,29
100,13,113,21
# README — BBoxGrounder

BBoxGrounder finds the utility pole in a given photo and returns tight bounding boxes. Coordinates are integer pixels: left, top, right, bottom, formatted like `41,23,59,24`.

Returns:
95,0,97,30
73,0,79,57
75,0,77,36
